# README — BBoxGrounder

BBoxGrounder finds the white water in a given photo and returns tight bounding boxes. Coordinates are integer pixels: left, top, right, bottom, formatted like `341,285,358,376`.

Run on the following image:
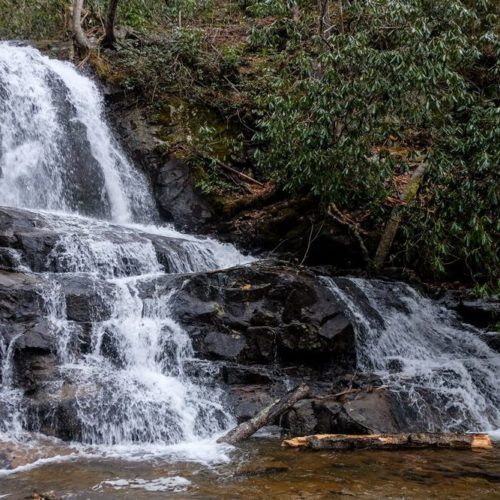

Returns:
0,43,155,222
324,277,500,433
0,42,250,468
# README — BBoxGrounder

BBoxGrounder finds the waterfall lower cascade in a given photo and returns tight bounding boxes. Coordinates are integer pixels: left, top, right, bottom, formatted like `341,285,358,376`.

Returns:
0,43,251,464
324,277,500,433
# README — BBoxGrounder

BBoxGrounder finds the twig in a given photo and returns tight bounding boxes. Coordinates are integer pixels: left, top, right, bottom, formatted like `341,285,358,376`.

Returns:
199,154,264,186
300,220,325,265
327,203,371,265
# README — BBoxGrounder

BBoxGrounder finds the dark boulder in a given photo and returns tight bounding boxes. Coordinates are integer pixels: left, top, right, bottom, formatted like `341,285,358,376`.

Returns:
282,389,401,437
54,275,114,323
172,263,356,371
155,159,214,230
478,331,500,353
440,290,499,329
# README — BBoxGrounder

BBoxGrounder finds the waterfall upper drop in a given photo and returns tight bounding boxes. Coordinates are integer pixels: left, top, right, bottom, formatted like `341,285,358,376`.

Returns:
0,43,155,223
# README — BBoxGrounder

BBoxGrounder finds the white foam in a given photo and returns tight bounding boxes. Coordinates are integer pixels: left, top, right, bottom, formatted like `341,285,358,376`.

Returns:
488,429,500,442
97,476,191,492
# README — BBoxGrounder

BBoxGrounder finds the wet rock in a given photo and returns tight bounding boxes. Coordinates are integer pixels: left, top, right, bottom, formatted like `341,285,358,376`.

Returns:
155,159,214,230
282,398,368,437
0,271,44,324
0,206,201,275
26,384,83,441
221,364,274,385
282,399,318,436
457,298,499,329
440,291,499,329
478,331,500,353
226,385,277,423
172,263,356,370
342,390,400,433
203,331,247,360
282,389,400,437
55,275,114,323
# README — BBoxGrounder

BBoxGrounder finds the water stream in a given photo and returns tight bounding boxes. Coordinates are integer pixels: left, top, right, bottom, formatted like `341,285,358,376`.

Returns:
323,277,500,433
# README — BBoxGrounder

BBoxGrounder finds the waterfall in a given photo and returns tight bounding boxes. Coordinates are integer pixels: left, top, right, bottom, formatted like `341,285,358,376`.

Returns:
323,277,500,433
0,43,155,222
0,42,250,460
1,41,498,475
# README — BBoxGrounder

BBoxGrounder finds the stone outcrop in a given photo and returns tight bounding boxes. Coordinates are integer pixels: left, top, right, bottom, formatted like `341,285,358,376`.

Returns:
0,206,207,274
4,207,494,442
172,263,356,369
155,160,214,230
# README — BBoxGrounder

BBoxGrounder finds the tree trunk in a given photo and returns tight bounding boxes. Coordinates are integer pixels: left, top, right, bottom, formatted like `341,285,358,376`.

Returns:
318,0,331,39
373,163,427,270
283,433,493,450
103,0,120,48
72,0,92,50
217,384,310,445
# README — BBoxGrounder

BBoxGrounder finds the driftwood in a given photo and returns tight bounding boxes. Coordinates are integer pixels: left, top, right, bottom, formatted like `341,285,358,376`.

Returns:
218,383,310,445
283,433,493,451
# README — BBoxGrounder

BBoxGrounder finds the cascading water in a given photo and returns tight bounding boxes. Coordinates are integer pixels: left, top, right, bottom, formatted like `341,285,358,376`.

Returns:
0,42,251,465
0,42,155,222
323,277,500,433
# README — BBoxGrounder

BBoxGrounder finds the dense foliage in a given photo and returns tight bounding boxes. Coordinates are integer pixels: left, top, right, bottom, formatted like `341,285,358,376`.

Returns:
250,0,499,287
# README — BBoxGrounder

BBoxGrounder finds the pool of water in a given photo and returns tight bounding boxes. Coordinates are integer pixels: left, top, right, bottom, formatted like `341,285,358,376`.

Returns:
1,439,499,498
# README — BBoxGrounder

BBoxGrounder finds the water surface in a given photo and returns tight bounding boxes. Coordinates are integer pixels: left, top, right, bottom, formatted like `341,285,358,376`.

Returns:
1,439,499,498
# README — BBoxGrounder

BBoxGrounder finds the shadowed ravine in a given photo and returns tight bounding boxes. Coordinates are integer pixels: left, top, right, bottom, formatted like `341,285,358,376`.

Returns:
0,43,498,496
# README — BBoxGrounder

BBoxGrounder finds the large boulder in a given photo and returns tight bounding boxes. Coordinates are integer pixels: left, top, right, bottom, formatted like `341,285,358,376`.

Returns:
172,263,356,371
282,389,402,437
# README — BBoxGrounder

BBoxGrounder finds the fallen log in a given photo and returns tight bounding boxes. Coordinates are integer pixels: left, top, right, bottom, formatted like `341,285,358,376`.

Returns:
218,383,310,445
282,433,493,450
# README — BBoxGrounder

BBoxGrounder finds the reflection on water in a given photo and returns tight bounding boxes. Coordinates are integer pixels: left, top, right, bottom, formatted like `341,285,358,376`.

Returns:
0,439,499,498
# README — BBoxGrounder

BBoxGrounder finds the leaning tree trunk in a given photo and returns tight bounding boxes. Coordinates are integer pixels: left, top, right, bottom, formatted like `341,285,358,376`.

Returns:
218,383,310,445
373,162,427,270
72,0,92,50
103,0,120,48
